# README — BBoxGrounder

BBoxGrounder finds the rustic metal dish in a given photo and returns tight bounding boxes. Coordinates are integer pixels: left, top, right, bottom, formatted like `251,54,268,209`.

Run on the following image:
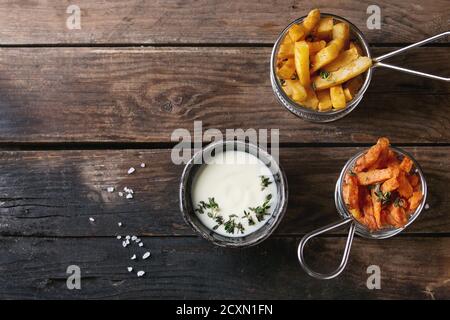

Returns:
297,146,427,279
270,13,450,122
179,140,288,248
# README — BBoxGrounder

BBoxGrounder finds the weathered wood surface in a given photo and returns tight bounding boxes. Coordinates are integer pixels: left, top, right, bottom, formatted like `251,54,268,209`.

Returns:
0,0,448,45
0,47,448,143
0,147,448,237
0,236,449,299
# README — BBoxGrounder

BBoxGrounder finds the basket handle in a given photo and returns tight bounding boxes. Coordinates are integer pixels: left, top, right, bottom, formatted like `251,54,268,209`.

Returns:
297,217,355,280
373,31,450,82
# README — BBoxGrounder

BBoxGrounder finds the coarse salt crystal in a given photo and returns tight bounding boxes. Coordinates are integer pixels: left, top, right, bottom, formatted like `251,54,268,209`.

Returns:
126,193,133,199
127,267,133,272
128,167,135,175
126,235,130,240
131,236,137,241
140,163,146,168
116,235,121,240
122,241,127,248
137,271,145,277
138,242,144,247
131,254,136,260
142,252,151,260
118,222,123,227
89,217,95,222
118,192,123,197
135,238,141,243
107,187,115,193
425,203,430,210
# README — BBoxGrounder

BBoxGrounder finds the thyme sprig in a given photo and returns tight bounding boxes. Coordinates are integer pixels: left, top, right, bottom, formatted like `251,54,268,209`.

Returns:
374,184,391,205
249,194,273,222
260,175,272,191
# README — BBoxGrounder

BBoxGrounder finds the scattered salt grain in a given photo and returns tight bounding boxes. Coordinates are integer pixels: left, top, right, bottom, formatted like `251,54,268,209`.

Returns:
126,235,131,240
107,187,115,193
131,254,137,260
135,238,141,243
116,235,121,240
137,271,145,277
425,203,430,210
118,192,124,197
138,242,144,247
89,217,95,222
122,241,128,248
118,222,123,227
140,163,146,168
126,193,133,199
127,267,133,272
127,167,135,175
142,252,151,260
131,236,137,241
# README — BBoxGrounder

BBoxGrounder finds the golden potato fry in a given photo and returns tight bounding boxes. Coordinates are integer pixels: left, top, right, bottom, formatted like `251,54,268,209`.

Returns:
288,24,306,42
345,75,364,96
313,56,372,90
317,89,333,111
294,41,310,87
330,85,346,109
350,41,364,55
323,47,359,72
306,40,326,55
277,58,296,80
301,87,319,109
310,38,344,72
314,17,333,39
343,87,352,101
283,80,307,102
332,22,350,45
278,35,294,59
303,8,321,32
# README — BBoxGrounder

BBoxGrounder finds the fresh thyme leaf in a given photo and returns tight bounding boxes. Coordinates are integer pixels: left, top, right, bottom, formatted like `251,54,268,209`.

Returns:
249,193,273,222
348,170,356,176
260,175,272,191
320,70,330,79
394,197,405,208
196,198,220,216
374,184,391,205
242,210,256,226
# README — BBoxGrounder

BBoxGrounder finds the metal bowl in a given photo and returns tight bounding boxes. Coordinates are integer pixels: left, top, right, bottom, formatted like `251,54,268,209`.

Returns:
298,146,428,279
179,140,288,247
270,13,373,122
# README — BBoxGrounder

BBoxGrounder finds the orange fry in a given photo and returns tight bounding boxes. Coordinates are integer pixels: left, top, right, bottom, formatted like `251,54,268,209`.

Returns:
356,168,392,186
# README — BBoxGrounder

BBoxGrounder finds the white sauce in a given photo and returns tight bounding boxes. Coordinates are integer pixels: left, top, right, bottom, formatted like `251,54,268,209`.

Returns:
192,150,278,237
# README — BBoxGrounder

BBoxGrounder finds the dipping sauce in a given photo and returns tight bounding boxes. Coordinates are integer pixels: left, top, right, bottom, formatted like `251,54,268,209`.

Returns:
192,150,278,237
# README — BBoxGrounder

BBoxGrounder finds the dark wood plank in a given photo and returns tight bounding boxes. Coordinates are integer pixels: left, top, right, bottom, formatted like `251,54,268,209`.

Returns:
0,47,448,143
0,0,448,44
0,236,448,299
0,147,448,237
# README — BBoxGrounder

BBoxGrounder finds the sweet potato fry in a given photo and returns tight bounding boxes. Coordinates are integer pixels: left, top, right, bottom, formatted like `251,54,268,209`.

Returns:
381,176,400,193
357,168,392,185
344,174,362,218
371,188,382,229
408,174,419,188
397,172,413,198
388,204,408,228
399,156,413,173
409,191,423,212
354,137,390,172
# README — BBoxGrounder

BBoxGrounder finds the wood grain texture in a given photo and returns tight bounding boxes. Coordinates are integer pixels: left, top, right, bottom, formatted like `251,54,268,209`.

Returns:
0,47,448,143
0,236,449,299
0,147,448,237
0,0,448,44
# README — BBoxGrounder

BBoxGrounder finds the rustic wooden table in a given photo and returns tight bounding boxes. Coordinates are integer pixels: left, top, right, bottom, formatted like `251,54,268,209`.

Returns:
0,1,449,299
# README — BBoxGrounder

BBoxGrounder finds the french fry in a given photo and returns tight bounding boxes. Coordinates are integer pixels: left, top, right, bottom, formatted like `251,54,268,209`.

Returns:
288,24,306,42
306,40,326,55
310,39,344,72
356,168,392,186
371,188,382,229
344,174,362,219
301,86,319,109
350,41,363,55
399,157,414,173
314,17,333,39
344,75,364,100
302,8,321,32
397,172,413,198
277,58,296,80
332,22,350,46
409,191,423,212
354,137,390,172
388,204,408,228
317,89,333,111
323,47,359,72
278,35,294,59
313,56,372,90
381,176,400,193
294,41,310,87
408,174,419,188
330,85,346,109
283,80,307,102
